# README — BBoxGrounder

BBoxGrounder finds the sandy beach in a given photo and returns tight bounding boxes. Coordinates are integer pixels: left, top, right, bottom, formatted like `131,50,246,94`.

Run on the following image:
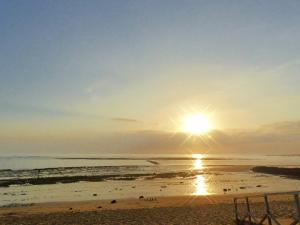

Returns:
0,194,297,225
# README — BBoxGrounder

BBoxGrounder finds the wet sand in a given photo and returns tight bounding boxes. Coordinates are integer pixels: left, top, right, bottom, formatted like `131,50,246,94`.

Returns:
0,195,297,225
0,165,253,187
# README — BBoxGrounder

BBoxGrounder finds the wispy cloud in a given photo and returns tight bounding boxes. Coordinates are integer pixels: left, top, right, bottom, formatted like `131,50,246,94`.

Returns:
111,117,141,123
0,102,102,119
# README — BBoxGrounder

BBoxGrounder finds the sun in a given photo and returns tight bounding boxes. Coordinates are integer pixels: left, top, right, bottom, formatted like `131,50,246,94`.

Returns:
182,113,212,135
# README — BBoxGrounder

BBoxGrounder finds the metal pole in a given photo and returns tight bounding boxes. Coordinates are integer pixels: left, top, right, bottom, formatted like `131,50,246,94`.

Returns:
246,197,252,224
234,199,239,224
264,195,272,225
294,194,300,224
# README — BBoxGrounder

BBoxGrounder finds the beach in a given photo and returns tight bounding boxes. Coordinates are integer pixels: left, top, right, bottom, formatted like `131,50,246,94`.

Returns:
0,195,297,225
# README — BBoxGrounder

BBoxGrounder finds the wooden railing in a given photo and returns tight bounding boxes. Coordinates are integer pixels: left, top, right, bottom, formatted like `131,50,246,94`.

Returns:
234,191,300,225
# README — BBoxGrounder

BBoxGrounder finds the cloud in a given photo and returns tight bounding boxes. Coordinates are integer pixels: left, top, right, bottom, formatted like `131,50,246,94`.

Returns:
111,117,141,123
93,120,300,154
259,121,300,134
0,102,102,119
1,120,300,155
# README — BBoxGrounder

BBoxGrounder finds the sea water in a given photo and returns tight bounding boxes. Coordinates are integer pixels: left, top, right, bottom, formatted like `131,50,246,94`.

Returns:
1,154,300,206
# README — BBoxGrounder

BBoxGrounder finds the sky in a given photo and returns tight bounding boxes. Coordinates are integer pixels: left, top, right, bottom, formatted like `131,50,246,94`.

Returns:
1,0,300,155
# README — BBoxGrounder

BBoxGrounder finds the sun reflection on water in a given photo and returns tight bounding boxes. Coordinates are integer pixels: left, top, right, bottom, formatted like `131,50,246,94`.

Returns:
192,153,204,170
192,154,209,195
194,158,203,170
194,174,208,195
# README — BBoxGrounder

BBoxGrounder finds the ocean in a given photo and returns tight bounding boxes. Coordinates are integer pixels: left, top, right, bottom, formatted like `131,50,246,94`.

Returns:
1,153,300,206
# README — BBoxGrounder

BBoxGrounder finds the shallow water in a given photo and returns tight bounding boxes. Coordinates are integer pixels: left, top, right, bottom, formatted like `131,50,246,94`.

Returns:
1,154,300,206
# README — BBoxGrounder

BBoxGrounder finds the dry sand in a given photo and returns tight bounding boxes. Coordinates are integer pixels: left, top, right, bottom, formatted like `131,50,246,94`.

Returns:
0,195,297,225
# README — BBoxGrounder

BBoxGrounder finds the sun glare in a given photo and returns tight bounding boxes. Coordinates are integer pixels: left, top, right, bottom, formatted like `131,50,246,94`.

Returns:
194,174,208,195
182,113,212,135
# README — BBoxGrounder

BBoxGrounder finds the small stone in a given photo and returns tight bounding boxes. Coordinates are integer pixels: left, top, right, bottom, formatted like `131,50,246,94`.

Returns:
139,195,144,199
110,200,117,204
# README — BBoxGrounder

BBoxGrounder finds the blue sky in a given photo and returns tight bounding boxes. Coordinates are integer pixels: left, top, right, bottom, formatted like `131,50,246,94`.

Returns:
1,0,300,154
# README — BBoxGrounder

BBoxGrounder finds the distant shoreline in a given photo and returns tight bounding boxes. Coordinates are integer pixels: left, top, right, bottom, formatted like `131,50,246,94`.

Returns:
54,156,256,160
252,166,300,179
